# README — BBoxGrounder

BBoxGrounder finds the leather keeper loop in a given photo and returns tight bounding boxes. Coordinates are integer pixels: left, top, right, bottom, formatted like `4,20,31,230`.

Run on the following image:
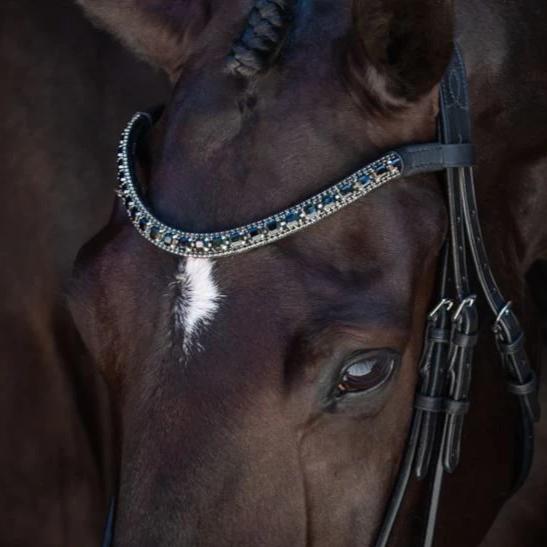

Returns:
451,331,478,348
507,371,537,397
498,332,524,355
415,394,444,413
444,399,470,416
429,328,450,344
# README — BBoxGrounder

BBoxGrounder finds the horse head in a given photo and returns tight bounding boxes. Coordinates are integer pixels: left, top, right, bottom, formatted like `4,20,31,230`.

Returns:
70,1,539,545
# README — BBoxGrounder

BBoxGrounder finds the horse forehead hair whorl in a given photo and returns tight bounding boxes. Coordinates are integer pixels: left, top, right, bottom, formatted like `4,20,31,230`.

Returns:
227,0,294,78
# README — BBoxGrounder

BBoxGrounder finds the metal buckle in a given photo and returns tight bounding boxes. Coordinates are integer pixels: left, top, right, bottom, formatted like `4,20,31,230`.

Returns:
428,298,454,320
495,301,512,324
492,301,512,333
452,295,476,321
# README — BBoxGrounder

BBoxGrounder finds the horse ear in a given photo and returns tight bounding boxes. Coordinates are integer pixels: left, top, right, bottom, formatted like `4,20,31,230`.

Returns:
76,1,208,80
346,0,454,109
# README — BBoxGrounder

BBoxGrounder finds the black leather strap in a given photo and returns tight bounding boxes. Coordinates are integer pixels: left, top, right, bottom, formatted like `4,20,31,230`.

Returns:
451,331,478,348
414,396,471,416
398,143,475,176
497,332,524,355
507,371,537,397
374,253,453,547
429,328,450,344
448,42,540,489
415,394,446,413
414,249,453,482
373,45,539,547
419,46,479,547
444,399,471,416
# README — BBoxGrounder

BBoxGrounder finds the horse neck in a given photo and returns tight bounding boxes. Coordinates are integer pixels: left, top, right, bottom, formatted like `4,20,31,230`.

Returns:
460,1,547,275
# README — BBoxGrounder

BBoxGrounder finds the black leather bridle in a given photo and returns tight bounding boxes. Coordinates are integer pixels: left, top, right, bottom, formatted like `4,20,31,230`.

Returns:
372,46,540,547
101,46,539,547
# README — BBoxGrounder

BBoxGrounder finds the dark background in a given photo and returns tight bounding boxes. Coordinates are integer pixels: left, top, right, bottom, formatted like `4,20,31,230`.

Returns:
1,1,167,544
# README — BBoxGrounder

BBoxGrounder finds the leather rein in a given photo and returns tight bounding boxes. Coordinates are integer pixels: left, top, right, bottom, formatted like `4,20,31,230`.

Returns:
101,46,540,547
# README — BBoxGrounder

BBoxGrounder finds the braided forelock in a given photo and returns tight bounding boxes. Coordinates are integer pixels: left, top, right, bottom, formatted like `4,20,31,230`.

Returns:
227,0,294,78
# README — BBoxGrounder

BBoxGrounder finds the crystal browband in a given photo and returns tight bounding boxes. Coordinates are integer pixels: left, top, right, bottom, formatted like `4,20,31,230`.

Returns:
116,112,474,258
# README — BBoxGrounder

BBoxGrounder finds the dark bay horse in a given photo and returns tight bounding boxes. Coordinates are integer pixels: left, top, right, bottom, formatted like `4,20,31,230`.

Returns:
71,1,547,545
1,1,166,544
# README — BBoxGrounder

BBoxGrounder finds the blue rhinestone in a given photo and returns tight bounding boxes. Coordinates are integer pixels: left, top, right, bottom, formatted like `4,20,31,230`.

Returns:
322,195,335,206
359,173,372,186
285,211,299,224
267,220,278,232
149,226,159,240
177,237,190,249
304,204,317,216
376,164,388,176
390,157,402,171
339,182,354,195
212,236,224,248
138,218,148,231
249,227,260,238
229,231,243,243
129,207,138,220
163,233,173,246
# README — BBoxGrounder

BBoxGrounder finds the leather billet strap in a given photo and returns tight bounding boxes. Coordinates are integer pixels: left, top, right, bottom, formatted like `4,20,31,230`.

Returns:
419,47,481,546
441,47,539,483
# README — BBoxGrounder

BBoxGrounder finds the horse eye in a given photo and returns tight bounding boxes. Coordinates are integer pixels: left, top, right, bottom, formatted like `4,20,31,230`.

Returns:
337,350,398,395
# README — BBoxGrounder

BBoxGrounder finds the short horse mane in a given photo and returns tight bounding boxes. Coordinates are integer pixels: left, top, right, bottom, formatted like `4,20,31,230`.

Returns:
226,0,294,78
